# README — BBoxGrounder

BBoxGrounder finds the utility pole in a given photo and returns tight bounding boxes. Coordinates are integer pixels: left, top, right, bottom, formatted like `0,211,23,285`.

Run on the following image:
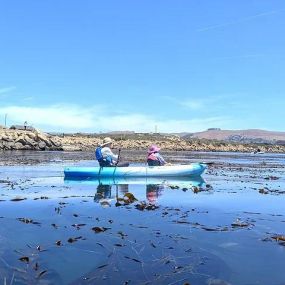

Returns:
4,114,7,127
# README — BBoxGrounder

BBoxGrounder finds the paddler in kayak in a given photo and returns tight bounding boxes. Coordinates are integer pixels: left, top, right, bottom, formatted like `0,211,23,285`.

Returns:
147,144,168,166
96,137,129,167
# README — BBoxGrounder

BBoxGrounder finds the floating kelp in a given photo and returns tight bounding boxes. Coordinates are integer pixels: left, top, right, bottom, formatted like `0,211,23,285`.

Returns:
135,201,159,211
91,227,110,233
19,256,29,263
71,223,86,229
10,197,27,202
271,235,285,246
67,236,84,243
231,218,252,228
264,176,279,180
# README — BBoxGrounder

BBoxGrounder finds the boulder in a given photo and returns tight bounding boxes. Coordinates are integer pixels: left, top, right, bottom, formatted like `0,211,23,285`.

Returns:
14,142,26,150
24,135,37,147
38,141,46,150
50,138,62,147
1,135,14,142
36,133,52,147
25,132,37,140
2,141,14,150
15,135,27,145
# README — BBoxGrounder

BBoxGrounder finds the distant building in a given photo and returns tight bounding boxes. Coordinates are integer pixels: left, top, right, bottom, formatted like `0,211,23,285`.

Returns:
207,128,221,131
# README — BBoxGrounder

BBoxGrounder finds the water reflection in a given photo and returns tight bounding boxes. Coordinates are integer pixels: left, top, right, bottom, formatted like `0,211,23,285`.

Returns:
65,176,205,186
65,176,206,204
94,184,132,202
146,184,164,203
94,184,112,202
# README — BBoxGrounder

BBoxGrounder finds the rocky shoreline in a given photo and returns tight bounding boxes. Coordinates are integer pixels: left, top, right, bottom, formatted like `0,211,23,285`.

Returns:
1,128,285,153
0,128,62,151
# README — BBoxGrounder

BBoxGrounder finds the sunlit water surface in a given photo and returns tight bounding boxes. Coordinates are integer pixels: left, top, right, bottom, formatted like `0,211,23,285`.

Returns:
0,151,285,285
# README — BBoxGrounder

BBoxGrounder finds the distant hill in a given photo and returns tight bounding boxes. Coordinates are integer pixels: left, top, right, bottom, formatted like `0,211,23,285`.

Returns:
105,131,136,135
182,129,285,145
49,128,285,146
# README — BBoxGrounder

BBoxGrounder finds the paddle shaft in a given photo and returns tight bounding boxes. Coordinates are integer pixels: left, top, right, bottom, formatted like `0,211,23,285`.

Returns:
112,149,121,177
115,148,121,166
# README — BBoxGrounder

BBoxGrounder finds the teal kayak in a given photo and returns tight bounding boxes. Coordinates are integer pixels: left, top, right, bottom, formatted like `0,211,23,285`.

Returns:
64,163,207,179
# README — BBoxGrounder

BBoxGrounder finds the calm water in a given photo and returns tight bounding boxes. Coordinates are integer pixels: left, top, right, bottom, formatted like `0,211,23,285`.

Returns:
0,151,285,285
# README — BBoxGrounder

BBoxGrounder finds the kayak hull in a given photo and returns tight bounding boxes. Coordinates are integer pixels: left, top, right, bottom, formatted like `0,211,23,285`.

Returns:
64,163,207,179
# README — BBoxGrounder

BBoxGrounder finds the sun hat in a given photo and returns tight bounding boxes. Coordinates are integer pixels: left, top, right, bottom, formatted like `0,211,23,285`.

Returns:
101,137,113,147
148,144,160,154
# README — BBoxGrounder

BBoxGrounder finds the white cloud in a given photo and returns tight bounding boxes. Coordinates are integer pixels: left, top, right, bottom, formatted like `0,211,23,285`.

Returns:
0,104,95,130
0,104,233,133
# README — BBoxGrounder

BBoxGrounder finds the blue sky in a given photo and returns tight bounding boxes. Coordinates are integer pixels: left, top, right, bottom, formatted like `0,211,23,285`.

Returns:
0,0,284,133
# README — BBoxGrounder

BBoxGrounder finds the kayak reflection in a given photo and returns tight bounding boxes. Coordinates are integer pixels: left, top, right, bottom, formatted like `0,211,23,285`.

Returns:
64,176,205,186
65,176,206,203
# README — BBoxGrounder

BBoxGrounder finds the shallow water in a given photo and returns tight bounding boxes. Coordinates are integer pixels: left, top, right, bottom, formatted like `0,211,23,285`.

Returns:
0,151,285,285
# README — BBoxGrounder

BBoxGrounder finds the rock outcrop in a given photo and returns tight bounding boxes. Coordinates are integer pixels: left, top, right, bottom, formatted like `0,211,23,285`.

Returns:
0,129,62,151
59,134,285,153
1,129,285,153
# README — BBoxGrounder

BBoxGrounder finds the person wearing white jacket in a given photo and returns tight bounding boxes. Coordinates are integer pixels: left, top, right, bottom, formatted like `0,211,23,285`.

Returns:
96,137,129,167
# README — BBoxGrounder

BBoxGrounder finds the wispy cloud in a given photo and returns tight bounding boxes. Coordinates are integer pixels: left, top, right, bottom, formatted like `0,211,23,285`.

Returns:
161,96,206,110
0,104,233,133
23,96,34,101
148,116,232,133
98,113,231,133
0,86,16,95
161,94,239,111
197,10,282,32
181,99,206,110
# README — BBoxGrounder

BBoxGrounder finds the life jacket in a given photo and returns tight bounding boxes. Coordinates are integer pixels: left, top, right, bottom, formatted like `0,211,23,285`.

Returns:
95,147,113,167
95,147,103,161
147,153,158,161
147,153,160,166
